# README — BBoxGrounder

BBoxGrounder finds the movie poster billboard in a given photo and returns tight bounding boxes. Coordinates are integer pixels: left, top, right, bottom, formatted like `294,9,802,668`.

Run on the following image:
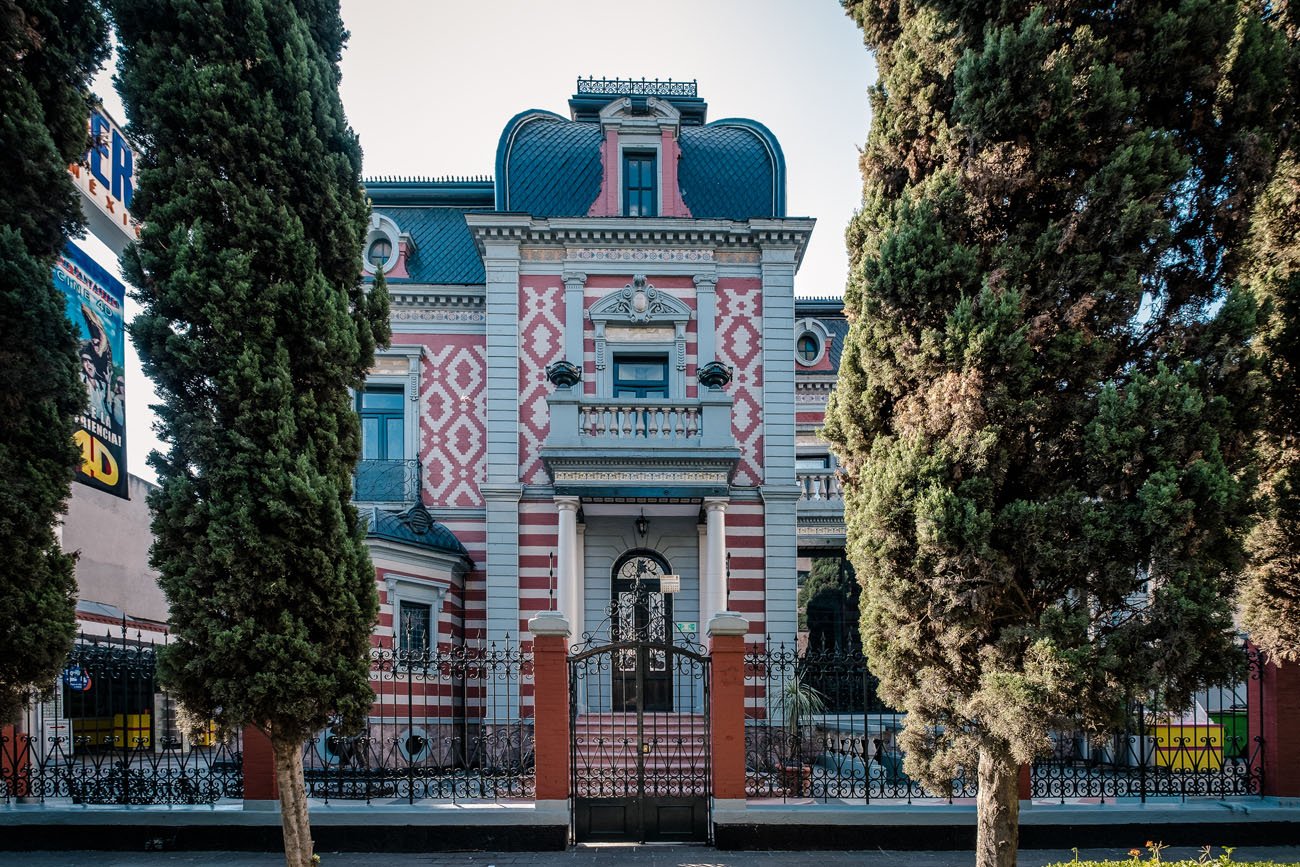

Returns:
54,241,128,498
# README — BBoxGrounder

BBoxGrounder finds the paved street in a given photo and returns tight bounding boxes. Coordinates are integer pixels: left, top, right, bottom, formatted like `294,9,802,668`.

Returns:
0,847,1298,866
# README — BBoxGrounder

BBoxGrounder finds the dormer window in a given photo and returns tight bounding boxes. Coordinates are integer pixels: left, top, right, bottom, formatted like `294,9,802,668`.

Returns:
623,152,657,217
366,237,392,268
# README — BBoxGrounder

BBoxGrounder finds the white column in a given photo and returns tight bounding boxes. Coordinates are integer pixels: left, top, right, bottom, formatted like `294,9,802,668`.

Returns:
703,498,729,621
555,496,580,621
574,521,586,644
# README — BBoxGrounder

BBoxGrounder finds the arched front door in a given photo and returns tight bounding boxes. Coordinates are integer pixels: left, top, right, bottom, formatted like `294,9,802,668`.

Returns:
611,549,673,712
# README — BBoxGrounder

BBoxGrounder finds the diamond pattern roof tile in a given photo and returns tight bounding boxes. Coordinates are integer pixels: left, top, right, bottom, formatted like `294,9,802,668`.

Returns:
679,124,777,219
375,205,489,285
505,117,603,216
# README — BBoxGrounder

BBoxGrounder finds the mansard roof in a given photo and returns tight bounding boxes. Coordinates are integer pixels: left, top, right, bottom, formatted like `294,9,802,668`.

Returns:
496,84,786,219
365,178,493,285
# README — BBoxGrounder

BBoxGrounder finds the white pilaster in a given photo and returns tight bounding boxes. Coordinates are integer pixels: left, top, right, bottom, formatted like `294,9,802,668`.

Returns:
703,497,729,624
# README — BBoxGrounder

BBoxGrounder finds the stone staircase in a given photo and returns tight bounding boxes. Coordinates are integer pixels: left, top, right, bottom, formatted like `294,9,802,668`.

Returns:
571,712,709,796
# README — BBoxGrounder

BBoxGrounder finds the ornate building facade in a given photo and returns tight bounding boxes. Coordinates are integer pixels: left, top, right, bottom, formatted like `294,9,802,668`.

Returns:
357,80,845,693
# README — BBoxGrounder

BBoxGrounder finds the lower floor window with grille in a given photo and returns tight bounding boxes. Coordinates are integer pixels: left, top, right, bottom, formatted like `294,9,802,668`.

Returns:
399,600,431,653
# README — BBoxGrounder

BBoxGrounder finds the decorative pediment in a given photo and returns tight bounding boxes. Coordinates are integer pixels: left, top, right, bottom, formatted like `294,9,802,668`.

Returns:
589,275,693,326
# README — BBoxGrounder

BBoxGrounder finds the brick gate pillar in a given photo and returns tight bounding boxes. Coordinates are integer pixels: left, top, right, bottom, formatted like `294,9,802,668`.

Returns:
708,612,749,803
1257,657,1300,797
241,725,278,807
529,612,571,804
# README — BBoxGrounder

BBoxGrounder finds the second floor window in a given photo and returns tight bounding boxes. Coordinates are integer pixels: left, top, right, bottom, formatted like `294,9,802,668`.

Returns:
360,386,404,461
623,152,657,217
357,385,406,502
613,355,669,398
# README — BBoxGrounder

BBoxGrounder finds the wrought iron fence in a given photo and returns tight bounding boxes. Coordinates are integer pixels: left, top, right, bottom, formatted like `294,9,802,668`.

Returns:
1,629,243,806
745,641,974,802
1031,640,1265,802
745,639,1266,804
302,640,534,804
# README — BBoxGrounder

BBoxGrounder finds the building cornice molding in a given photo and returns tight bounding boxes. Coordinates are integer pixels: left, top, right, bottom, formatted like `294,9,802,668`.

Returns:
468,215,815,266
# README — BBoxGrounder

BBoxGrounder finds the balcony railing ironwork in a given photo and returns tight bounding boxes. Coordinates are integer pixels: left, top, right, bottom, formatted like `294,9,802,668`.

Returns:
354,458,421,505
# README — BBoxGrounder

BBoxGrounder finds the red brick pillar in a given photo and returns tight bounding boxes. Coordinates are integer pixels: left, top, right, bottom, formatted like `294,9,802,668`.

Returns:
241,725,279,805
1018,763,1032,801
529,612,571,803
1257,658,1300,797
708,612,749,802
1,725,31,798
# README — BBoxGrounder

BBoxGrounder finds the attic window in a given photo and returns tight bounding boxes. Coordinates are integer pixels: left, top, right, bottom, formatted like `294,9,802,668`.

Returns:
623,152,657,217
366,238,392,268
362,213,403,275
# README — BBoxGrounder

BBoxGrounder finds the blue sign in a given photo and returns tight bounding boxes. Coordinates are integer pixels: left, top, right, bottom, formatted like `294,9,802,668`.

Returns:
62,666,92,692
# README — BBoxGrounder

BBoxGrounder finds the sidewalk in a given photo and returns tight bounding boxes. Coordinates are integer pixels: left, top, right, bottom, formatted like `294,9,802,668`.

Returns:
0,848,1298,867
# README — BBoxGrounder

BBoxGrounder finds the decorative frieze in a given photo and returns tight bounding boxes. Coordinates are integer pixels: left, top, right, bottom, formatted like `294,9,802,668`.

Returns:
552,470,729,484
797,524,847,536
571,248,714,263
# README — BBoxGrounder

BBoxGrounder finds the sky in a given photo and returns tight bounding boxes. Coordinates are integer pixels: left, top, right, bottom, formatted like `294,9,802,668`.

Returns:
81,0,877,482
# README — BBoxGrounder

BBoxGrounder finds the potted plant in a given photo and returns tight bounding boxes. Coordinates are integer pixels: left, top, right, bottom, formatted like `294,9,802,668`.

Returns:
777,676,826,796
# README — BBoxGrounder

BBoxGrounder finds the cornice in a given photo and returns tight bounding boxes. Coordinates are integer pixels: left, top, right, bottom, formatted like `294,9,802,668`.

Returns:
466,215,815,266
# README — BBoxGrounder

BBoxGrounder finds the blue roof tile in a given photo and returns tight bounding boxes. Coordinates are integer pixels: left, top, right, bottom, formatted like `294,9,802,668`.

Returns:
679,122,783,219
375,205,488,285
365,506,471,562
501,113,603,216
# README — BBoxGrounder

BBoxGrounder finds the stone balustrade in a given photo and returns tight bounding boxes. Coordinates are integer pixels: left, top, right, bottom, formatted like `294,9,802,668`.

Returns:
798,470,843,502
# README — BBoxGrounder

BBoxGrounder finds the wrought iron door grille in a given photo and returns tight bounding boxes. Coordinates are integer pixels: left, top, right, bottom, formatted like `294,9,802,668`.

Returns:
569,593,711,843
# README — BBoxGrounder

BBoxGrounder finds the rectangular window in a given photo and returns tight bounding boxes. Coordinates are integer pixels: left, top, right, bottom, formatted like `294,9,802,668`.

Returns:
613,354,669,398
796,455,831,472
398,600,432,654
623,152,657,217
356,385,406,501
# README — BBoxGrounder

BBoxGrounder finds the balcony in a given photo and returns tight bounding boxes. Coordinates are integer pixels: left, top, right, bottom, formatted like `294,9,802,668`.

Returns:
541,392,739,498
796,469,846,550
354,459,421,506
797,470,843,504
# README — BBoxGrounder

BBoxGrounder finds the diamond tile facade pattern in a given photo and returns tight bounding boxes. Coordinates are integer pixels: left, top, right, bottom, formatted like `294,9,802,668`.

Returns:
716,284,764,486
518,282,565,485
421,339,487,507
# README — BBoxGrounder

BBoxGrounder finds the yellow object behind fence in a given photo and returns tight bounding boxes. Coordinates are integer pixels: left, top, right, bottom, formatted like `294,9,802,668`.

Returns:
1151,723,1223,771
72,713,152,749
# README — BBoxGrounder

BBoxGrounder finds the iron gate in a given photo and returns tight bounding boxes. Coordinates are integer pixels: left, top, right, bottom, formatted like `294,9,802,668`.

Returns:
569,626,711,842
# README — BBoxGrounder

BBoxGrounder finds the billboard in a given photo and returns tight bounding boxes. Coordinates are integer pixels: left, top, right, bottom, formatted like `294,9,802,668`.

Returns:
54,241,127,498
68,104,140,255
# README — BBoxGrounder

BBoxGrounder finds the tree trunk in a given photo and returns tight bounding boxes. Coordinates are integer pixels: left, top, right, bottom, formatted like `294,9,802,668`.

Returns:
975,747,1020,867
271,731,313,867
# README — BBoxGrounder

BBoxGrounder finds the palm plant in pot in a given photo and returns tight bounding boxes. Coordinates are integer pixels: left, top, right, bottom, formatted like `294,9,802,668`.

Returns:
778,675,826,796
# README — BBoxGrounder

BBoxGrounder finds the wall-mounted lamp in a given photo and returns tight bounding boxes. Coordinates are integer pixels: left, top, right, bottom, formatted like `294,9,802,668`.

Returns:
635,510,648,541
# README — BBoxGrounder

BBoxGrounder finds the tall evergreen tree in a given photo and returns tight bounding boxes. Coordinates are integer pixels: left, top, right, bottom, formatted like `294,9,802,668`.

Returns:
0,0,108,721
113,2,388,863
1242,5,1300,663
824,3,1288,865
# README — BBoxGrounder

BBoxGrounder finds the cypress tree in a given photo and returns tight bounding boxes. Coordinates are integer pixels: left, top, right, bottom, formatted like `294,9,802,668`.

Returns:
113,2,388,863
824,4,1288,864
1242,7,1300,663
0,1,108,721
